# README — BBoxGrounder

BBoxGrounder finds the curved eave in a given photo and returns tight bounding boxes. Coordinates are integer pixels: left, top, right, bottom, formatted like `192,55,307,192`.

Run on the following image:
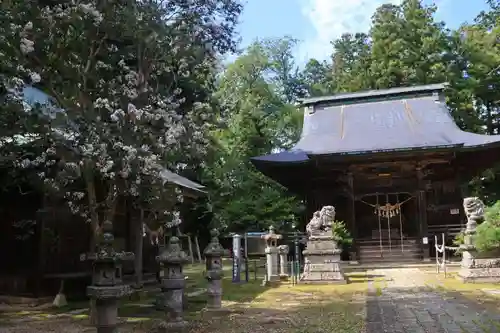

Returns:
457,140,500,178
306,144,464,160
461,137,500,151
251,150,310,163
250,151,311,194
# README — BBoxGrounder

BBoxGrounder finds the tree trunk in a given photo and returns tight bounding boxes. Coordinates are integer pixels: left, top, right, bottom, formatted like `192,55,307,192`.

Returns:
83,163,100,253
134,209,144,288
83,165,99,326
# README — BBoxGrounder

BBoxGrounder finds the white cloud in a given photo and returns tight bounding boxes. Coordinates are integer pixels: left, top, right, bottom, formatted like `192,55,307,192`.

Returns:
433,0,453,23
299,0,456,62
299,0,403,61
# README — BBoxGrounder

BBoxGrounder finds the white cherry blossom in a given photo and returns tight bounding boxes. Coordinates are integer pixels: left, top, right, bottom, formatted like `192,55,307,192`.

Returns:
1,0,240,235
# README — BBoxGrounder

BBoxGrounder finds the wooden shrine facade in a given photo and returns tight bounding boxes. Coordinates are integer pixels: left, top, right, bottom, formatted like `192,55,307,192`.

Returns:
251,84,500,262
303,151,467,260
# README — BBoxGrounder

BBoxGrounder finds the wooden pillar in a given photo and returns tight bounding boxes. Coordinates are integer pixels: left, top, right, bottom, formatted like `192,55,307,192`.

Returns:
418,190,430,261
417,167,430,261
455,166,467,227
35,199,46,298
348,173,358,261
133,209,144,288
305,191,315,221
35,194,50,298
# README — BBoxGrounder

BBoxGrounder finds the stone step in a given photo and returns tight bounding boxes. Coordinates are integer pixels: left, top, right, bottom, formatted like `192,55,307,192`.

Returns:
359,247,421,255
358,244,420,251
359,250,422,257
358,243,418,249
357,242,420,248
359,248,422,263
357,238,419,246
359,253,421,258
359,257,422,264
358,243,419,249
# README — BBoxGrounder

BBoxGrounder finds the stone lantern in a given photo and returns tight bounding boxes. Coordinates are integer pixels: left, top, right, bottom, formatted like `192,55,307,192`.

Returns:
83,220,134,333
261,226,282,284
203,229,229,310
156,236,190,328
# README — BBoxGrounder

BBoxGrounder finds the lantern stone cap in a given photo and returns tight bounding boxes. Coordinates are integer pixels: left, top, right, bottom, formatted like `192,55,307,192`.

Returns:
261,226,282,241
204,229,229,257
157,236,190,264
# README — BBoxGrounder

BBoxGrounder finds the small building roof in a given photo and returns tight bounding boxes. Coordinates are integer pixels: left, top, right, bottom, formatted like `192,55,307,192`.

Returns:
160,169,206,194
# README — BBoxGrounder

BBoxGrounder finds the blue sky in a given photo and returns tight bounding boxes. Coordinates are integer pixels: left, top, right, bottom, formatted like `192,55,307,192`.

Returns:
235,0,490,63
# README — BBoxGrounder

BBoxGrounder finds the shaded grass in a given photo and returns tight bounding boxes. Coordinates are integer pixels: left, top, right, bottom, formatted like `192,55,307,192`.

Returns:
185,261,264,292
0,263,268,323
186,275,368,333
1,265,368,333
184,263,209,292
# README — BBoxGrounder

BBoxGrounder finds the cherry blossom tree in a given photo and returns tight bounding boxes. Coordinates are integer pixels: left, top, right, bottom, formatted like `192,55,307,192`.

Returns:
0,0,241,249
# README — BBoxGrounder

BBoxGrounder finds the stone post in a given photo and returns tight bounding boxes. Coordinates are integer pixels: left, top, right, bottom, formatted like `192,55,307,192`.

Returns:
83,220,134,333
203,229,229,311
278,245,289,279
156,236,190,329
261,226,281,284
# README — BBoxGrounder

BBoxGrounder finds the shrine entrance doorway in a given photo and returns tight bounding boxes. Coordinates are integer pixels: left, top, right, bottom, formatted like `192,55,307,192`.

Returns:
356,192,418,256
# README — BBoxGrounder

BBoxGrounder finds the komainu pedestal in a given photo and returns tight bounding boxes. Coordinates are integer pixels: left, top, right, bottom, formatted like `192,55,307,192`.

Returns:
300,206,346,284
457,197,500,282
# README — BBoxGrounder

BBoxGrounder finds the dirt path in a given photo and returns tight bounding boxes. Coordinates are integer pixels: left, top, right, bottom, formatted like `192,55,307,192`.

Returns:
366,268,500,333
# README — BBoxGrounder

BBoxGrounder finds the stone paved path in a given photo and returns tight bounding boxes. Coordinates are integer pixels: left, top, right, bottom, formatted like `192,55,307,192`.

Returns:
366,268,500,333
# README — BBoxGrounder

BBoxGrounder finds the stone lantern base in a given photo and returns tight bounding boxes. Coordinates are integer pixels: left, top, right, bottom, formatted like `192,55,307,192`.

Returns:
201,306,233,317
86,284,132,332
153,320,189,332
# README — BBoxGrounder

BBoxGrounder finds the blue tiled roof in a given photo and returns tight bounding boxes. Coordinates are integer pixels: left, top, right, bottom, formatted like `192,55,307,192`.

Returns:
252,84,500,164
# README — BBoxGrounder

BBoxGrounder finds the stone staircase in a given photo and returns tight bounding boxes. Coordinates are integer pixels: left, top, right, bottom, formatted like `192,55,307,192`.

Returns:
357,237,422,263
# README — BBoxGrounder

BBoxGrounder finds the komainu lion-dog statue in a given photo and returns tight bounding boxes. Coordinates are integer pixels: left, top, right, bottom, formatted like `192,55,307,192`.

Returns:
306,205,336,236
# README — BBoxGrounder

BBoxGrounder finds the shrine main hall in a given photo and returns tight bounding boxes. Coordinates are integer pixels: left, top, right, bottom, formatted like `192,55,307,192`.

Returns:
251,84,500,263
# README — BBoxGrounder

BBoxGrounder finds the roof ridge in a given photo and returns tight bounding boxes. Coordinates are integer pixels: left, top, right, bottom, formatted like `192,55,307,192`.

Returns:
300,83,447,107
